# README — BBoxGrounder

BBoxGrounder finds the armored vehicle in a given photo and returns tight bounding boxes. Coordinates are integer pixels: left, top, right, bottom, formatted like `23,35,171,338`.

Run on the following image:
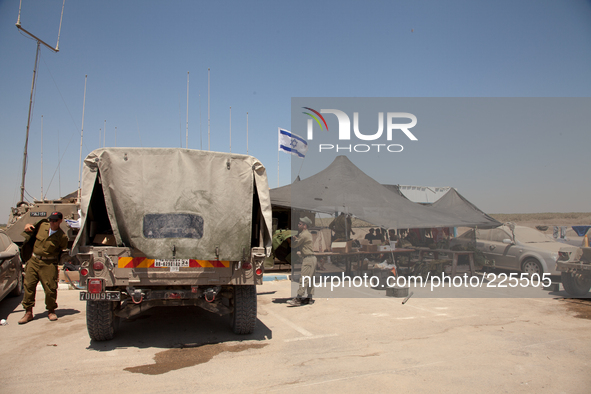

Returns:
6,196,79,261
6,197,79,267
72,148,272,340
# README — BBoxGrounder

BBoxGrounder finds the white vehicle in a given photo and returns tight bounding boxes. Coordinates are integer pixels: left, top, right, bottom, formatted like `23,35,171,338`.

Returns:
450,224,579,275
0,230,23,302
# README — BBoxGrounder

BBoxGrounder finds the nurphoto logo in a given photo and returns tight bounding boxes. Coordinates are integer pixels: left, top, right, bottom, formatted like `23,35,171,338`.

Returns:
302,107,418,153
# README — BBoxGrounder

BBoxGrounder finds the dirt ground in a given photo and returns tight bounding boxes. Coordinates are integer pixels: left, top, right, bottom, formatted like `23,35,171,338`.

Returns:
2,280,591,393
561,298,591,320
490,212,591,226
490,212,591,236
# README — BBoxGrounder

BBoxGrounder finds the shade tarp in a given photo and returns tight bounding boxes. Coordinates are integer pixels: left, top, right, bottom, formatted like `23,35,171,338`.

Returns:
429,188,501,229
72,148,272,260
270,156,490,229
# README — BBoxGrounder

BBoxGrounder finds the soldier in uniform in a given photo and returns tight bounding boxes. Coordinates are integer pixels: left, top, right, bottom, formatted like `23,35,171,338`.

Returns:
329,212,355,242
18,211,69,324
287,217,317,306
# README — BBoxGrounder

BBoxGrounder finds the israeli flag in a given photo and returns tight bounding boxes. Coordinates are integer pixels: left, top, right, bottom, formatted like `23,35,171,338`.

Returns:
278,128,308,158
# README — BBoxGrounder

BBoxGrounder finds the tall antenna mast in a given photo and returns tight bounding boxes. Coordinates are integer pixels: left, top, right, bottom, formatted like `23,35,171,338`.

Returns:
178,95,182,147
208,68,211,151
77,75,87,203
229,107,232,152
56,0,65,51
246,112,249,154
16,0,64,203
58,129,61,197
40,115,43,201
186,71,189,149
19,40,40,203
277,128,280,188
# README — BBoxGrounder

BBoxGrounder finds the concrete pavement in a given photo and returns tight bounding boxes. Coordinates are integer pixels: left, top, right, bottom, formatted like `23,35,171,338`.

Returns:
2,278,590,393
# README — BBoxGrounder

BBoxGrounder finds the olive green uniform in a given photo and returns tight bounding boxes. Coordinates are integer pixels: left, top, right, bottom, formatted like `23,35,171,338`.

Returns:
329,214,353,241
292,229,317,298
22,222,68,311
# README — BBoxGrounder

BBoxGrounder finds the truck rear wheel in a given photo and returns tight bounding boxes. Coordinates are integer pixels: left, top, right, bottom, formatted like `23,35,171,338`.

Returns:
561,271,591,297
87,300,120,341
231,285,257,334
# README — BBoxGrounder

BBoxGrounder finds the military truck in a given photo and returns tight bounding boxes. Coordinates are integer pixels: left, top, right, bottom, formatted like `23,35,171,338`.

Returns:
557,247,591,296
72,148,272,340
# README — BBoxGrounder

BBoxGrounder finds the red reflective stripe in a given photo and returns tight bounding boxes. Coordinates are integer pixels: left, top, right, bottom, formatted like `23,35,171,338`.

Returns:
119,257,154,268
189,260,229,267
118,258,229,268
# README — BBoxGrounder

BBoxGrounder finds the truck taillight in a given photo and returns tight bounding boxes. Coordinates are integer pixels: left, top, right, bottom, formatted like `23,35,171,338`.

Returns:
80,268,89,276
93,261,104,270
88,279,103,294
256,268,263,275
242,262,252,270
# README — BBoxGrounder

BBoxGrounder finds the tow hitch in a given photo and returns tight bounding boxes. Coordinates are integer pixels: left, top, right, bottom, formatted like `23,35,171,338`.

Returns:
204,286,221,303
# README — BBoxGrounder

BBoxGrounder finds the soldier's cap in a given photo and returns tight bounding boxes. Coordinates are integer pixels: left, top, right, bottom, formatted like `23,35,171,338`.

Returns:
49,211,63,220
299,217,312,227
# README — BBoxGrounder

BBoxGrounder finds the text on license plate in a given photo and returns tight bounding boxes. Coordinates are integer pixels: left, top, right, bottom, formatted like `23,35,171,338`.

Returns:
79,291,121,301
154,259,190,267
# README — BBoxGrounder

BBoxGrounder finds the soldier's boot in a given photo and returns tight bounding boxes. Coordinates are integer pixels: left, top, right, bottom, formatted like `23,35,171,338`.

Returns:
286,297,303,307
18,308,34,325
47,310,58,321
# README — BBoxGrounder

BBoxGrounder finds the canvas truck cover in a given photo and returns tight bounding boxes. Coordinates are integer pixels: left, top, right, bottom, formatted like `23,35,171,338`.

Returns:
72,148,272,260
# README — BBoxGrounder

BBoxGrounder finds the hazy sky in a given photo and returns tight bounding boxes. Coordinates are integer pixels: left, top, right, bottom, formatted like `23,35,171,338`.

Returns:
1,0,590,221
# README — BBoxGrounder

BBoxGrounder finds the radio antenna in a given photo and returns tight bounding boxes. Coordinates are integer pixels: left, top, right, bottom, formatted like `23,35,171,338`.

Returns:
16,0,64,52
186,71,189,149
56,0,65,51
16,0,65,203
77,75,87,203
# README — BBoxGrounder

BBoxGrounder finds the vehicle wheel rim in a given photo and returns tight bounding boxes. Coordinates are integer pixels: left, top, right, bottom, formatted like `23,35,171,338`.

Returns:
523,261,540,274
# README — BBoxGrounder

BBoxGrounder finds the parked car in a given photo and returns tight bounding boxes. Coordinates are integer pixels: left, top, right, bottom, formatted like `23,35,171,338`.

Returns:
0,230,23,302
450,224,580,275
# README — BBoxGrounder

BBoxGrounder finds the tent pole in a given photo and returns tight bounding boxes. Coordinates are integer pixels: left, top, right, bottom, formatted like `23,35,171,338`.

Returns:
296,157,305,180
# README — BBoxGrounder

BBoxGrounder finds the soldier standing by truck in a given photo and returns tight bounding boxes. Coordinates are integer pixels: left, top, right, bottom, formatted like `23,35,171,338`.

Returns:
19,211,68,324
287,217,317,306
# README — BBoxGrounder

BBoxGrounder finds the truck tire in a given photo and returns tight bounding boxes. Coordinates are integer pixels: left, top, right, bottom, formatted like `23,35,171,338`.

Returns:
87,300,120,341
231,285,257,334
561,271,591,297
